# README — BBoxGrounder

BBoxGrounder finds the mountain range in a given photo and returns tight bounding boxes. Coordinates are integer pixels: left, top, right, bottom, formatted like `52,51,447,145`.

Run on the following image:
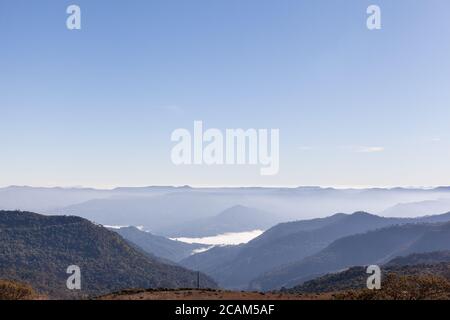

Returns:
250,219,450,290
0,210,216,298
382,198,450,217
4,186,450,237
181,211,450,290
160,205,276,237
4,186,450,298
287,250,450,294
111,226,204,262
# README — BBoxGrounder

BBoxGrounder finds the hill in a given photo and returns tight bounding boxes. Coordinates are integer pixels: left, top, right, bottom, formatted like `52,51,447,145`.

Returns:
286,251,450,294
250,222,450,291
0,211,216,298
0,279,39,300
181,211,450,289
382,199,450,218
386,250,450,267
25,185,450,236
111,226,204,262
161,205,277,237
335,273,450,300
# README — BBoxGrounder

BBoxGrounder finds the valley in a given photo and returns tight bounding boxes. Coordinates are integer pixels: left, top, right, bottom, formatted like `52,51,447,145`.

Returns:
3,186,450,300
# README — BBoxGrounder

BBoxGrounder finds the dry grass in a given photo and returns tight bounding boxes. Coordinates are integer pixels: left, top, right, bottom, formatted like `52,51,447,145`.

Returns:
336,273,450,300
97,289,335,300
0,279,39,300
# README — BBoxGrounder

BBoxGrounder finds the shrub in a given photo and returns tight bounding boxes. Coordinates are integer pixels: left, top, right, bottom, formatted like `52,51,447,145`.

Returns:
336,273,450,300
0,280,37,300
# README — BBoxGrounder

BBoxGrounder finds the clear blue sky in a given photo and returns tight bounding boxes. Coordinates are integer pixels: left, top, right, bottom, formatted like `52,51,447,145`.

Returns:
1,0,450,188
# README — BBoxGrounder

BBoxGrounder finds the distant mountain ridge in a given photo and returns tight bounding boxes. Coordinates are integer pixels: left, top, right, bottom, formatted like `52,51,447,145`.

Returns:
0,211,216,298
4,185,450,236
382,198,450,218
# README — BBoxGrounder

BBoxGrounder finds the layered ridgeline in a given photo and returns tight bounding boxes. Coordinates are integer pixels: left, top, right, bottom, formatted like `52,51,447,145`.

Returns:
54,187,450,236
181,211,450,290
111,226,204,262
250,221,450,291
286,251,450,294
5,186,450,237
0,211,216,298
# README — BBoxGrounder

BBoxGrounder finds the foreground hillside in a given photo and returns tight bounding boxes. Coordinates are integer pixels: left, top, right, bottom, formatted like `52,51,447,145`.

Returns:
0,211,216,298
6,251,450,300
287,251,450,294
99,266,450,300
0,279,41,300
336,274,450,300
251,221,450,291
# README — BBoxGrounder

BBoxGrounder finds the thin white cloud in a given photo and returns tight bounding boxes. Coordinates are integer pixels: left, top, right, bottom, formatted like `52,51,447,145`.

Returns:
298,146,314,151
355,146,385,153
300,145,385,153
338,145,385,153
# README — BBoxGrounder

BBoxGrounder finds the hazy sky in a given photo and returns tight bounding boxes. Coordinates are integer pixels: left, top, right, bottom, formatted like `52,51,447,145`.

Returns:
1,0,450,188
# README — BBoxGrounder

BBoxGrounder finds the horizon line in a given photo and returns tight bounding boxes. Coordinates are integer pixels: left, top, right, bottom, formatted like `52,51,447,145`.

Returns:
1,184,449,191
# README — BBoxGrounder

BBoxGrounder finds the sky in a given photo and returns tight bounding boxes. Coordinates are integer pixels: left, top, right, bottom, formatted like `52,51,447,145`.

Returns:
1,0,450,188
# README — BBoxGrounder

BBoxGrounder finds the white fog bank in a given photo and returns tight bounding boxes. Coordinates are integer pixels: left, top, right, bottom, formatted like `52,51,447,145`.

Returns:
172,229,264,246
